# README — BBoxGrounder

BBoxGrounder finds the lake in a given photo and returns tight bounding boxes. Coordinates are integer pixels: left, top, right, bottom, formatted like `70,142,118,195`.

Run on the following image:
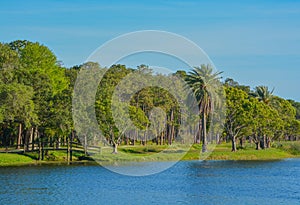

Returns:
1,159,300,205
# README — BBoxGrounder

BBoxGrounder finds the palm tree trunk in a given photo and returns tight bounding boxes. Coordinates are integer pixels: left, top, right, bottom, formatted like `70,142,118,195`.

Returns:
202,113,207,153
198,122,201,144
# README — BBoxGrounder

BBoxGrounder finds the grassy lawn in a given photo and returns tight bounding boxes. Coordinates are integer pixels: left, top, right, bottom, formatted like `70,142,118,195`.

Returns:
0,153,35,166
206,143,294,160
92,144,190,163
92,142,300,162
0,150,93,167
1,141,300,166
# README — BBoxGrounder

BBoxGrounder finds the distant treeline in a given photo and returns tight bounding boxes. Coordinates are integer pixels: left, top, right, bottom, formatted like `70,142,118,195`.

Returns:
0,40,300,154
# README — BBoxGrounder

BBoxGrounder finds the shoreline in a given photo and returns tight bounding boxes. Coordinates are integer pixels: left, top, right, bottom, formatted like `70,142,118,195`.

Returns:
1,143,299,167
0,156,296,168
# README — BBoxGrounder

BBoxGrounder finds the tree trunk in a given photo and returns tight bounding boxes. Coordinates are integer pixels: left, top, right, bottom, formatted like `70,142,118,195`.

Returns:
17,123,22,149
255,142,261,150
56,137,60,149
197,122,201,144
260,135,266,149
143,130,147,146
216,134,220,144
84,135,87,156
171,124,175,145
41,138,44,160
169,109,174,145
231,135,237,152
38,138,42,160
239,137,243,148
266,137,271,148
167,124,171,145
133,130,137,146
67,135,69,162
202,114,207,153
112,142,118,154
249,137,252,144
25,129,30,151
29,127,34,150
70,131,73,162
23,130,27,153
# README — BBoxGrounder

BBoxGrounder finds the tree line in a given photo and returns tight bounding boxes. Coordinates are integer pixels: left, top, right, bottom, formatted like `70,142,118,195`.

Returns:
1,40,300,155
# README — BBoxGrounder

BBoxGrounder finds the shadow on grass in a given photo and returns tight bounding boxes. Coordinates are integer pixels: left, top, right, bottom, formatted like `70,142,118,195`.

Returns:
21,152,39,160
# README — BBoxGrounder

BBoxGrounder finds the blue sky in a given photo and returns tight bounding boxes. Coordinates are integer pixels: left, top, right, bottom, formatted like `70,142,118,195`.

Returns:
1,0,300,100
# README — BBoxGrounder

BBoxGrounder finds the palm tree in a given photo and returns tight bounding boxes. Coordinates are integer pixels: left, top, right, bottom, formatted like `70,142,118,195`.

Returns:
254,86,274,105
185,64,223,153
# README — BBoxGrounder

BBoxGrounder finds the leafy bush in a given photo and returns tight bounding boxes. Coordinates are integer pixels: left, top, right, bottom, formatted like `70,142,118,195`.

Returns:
288,143,300,155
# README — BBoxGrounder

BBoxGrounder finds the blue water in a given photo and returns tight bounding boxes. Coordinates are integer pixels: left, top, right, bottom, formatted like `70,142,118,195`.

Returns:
0,159,300,205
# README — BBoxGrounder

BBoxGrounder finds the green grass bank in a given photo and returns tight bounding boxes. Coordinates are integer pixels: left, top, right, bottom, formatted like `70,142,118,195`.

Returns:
1,141,300,167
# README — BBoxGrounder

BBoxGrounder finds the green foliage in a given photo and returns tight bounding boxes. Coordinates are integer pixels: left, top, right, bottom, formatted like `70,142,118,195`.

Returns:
224,86,253,140
287,143,300,155
1,39,300,160
0,40,71,150
95,64,131,142
185,64,223,152
253,86,274,104
271,97,296,138
0,83,36,127
224,78,251,93
288,99,300,119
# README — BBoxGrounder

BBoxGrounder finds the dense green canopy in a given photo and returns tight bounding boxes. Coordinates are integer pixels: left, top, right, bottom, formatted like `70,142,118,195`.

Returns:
0,40,300,154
